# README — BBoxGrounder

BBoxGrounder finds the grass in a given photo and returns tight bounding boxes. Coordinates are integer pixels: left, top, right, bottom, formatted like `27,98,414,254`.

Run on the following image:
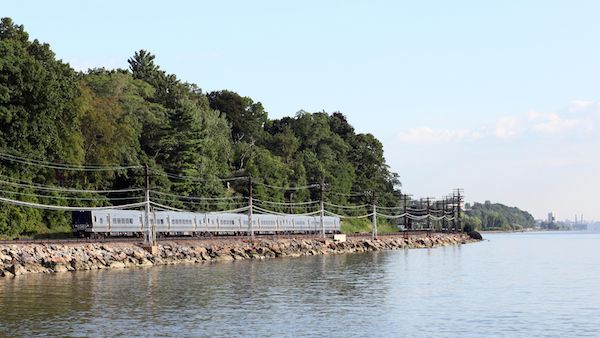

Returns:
7,224,74,240
341,218,400,234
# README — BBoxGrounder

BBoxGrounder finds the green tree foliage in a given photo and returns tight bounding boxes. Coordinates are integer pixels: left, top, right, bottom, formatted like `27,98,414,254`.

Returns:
0,18,84,236
156,98,232,200
207,90,267,143
0,18,404,237
465,201,535,230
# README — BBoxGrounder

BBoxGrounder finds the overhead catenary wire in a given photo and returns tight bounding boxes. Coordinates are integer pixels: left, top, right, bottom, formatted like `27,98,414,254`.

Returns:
253,206,321,216
252,181,320,191
375,212,455,221
327,191,369,197
323,201,370,209
149,190,244,200
210,206,251,214
0,149,463,226
324,210,374,219
0,189,144,201
148,169,248,183
0,151,142,171
376,205,405,210
0,196,146,211
149,201,187,212
149,197,247,208
252,198,320,206
0,177,143,194
375,212,408,219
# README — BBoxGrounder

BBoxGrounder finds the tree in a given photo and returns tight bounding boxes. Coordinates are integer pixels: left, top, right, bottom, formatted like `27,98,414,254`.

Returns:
155,99,232,201
0,18,406,237
0,17,85,235
128,49,158,82
208,90,267,143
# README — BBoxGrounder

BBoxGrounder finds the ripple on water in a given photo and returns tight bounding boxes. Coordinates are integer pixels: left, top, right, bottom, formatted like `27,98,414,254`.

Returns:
1,232,600,337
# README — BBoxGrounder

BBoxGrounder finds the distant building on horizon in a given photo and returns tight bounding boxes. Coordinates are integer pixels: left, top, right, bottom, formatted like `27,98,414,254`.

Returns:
588,222,600,232
547,212,555,224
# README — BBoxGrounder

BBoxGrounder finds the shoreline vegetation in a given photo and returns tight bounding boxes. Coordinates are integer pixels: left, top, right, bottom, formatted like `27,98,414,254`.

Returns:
0,18,405,239
0,233,478,278
463,201,536,232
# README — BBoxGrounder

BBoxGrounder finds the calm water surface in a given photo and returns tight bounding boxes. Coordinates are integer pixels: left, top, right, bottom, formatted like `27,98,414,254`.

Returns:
1,232,599,337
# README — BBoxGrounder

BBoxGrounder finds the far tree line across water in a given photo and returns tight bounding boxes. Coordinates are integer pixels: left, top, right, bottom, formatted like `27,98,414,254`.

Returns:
463,201,535,232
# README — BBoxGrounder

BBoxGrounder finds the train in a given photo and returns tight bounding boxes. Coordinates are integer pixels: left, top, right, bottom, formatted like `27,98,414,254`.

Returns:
71,209,341,238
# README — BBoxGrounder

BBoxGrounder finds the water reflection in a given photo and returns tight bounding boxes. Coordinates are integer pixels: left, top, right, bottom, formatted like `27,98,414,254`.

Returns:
1,233,600,337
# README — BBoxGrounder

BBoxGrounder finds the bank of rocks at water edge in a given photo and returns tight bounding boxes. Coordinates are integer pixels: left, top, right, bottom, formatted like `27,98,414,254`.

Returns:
0,233,478,277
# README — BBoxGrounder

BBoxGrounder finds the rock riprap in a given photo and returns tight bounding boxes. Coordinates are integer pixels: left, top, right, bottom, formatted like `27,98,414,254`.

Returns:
0,233,477,277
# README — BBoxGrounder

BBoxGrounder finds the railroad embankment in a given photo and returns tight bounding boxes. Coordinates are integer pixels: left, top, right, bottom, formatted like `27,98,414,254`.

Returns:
0,233,478,277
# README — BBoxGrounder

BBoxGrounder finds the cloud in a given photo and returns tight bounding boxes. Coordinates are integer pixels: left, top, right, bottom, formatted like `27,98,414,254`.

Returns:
395,99,599,144
568,100,599,113
495,116,521,139
527,110,592,134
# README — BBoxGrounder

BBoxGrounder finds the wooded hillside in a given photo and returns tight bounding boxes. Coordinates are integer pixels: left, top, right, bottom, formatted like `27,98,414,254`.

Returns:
0,18,401,237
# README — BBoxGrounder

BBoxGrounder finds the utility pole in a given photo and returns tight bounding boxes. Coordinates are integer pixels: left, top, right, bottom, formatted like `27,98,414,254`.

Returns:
371,191,377,239
403,194,408,230
248,176,253,237
451,192,457,232
426,197,430,230
442,198,447,232
457,189,462,233
320,177,325,237
144,164,152,245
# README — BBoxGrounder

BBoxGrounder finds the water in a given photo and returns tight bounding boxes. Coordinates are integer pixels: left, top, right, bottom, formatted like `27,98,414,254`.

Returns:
1,232,599,337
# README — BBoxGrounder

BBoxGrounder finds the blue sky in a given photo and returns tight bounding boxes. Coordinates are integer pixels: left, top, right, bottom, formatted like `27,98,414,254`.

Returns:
4,1,600,220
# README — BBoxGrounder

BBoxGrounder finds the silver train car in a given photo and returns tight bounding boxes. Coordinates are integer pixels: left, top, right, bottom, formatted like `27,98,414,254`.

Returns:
72,209,341,237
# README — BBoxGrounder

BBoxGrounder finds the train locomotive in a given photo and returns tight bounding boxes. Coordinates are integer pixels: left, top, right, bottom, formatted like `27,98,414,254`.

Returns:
72,209,341,237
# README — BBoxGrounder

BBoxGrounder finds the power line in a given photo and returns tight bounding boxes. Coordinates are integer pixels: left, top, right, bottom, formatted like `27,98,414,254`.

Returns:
253,206,321,216
324,210,374,219
149,201,186,212
0,178,143,194
323,201,369,209
149,190,244,200
252,181,320,191
252,198,320,206
0,196,146,211
149,196,246,207
376,205,404,210
0,189,143,201
327,191,369,197
149,169,248,182
0,151,142,171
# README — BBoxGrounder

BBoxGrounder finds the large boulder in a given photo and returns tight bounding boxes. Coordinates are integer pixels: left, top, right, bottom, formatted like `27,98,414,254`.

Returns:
467,231,483,240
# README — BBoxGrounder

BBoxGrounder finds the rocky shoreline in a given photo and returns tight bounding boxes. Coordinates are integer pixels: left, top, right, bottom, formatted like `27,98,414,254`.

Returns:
0,233,478,277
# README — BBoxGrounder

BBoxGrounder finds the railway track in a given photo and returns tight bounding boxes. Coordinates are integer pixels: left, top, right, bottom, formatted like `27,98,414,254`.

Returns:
0,230,459,245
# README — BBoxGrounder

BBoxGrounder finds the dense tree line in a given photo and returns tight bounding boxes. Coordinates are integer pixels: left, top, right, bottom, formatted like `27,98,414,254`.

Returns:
0,18,401,237
463,201,535,231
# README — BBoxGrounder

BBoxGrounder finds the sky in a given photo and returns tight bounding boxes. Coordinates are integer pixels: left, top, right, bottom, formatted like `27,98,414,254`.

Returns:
4,1,600,221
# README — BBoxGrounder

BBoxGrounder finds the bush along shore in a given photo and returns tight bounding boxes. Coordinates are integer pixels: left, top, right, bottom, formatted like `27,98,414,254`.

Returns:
0,234,478,277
